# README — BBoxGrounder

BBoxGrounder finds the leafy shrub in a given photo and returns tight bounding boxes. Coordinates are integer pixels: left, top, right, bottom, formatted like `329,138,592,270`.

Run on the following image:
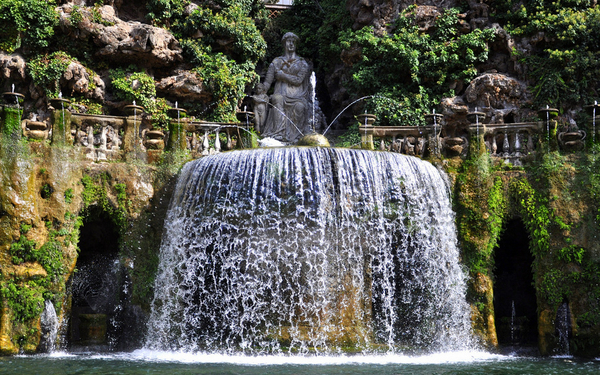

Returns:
0,0,58,53
28,51,74,97
110,67,170,128
495,2,600,107
339,7,495,125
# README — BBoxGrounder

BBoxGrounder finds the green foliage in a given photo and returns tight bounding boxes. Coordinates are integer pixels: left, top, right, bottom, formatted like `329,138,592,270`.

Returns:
0,0,58,53
9,235,37,265
64,188,74,204
69,5,83,26
0,281,45,322
178,5,266,62
336,123,361,148
110,67,170,128
81,172,130,231
456,154,508,276
511,178,551,256
144,1,266,121
69,97,104,115
28,52,74,98
337,7,494,125
496,2,600,107
557,244,585,264
182,40,259,121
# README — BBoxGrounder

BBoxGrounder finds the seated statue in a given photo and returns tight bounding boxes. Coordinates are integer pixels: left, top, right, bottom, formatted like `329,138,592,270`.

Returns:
261,32,311,143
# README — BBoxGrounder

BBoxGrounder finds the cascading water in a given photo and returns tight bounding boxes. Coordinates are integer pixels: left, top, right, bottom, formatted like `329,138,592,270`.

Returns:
39,300,59,353
145,148,473,353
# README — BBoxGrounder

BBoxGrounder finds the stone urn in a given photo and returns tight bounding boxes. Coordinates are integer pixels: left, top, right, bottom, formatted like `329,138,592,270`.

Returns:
123,104,145,116
49,97,71,109
466,111,486,124
22,119,49,140
144,129,165,150
558,129,586,152
443,136,467,157
236,111,255,125
2,92,24,105
356,113,376,126
537,107,559,120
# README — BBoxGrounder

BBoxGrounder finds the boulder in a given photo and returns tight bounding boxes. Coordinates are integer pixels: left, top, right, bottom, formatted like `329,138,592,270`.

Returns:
61,61,106,101
0,53,26,83
156,70,210,101
463,73,530,123
57,4,182,67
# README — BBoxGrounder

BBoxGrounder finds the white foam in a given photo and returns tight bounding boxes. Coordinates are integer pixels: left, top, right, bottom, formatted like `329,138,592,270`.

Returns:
124,349,509,366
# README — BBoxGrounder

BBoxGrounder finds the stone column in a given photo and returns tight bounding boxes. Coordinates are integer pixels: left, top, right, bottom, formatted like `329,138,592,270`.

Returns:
49,98,73,145
166,108,189,152
122,105,144,154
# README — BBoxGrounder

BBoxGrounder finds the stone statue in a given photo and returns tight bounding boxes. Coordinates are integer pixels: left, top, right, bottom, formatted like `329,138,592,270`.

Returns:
261,32,311,143
251,83,268,134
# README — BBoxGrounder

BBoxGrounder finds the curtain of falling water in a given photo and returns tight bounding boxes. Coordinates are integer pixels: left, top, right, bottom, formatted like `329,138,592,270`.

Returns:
145,148,473,353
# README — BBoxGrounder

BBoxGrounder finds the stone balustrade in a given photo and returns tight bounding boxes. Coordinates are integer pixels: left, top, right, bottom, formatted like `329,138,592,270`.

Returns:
0,97,253,163
468,122,543,164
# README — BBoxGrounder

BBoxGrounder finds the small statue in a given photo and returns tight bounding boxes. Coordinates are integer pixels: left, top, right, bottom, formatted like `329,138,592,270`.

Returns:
251,83,269,134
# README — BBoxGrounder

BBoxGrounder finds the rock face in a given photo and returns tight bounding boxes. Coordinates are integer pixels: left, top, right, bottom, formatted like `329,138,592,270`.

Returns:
0,53,26,84
463,73,530,123
156,71,210,101
57,4,182,67
62,61,106,101
346,0,459,32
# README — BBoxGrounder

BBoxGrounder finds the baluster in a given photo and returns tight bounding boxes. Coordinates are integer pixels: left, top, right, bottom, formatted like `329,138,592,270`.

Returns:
215,129,221,152
514,131,522,157
502,131,510,157
202,130,210,156
527,132,534,153
491,133,498,155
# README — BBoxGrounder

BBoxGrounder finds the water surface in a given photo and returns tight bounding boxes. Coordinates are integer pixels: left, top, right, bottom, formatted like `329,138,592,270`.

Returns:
1,351,599,375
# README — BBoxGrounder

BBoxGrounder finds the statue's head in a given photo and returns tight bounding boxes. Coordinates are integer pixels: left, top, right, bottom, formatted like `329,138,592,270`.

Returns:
281,32,299,45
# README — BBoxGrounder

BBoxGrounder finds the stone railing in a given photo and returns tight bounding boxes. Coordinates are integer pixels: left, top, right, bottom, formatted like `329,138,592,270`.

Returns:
468,122,543,164
360,113,555,163
1,96,254,163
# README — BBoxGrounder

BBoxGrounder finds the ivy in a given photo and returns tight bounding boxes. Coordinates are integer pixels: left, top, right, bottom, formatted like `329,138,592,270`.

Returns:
28,51,75,98
110,67,170,128
338,7,495,125
0,281,45,322
511,178,551,256
81,172,130,232
0,0,58,53
496,2,600,107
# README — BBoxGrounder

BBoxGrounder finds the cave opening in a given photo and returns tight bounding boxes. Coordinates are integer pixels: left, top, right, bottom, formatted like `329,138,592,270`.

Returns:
493,218,538,347
69,206,121,349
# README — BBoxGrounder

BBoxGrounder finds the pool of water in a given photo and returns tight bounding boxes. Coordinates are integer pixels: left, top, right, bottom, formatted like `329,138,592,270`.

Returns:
1,351,599,375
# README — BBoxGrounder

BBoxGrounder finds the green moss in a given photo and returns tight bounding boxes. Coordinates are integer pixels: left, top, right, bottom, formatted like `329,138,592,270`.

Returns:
81,172,131,232
64,188,74,204
0,281,45,323
1,106,22,138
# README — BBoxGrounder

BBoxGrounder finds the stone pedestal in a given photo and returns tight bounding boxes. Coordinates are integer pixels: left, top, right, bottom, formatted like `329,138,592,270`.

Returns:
1,105,23,139
124,115,143,154
50,98,73,145
166,119,188,152
78,314,107,345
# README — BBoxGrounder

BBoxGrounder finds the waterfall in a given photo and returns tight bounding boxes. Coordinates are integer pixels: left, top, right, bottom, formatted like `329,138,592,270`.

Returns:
40,300,59,353
145,148,472,353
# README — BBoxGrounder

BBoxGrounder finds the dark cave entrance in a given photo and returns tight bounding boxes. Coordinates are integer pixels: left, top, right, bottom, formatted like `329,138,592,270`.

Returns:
493,218,538,347
69,206,122,349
